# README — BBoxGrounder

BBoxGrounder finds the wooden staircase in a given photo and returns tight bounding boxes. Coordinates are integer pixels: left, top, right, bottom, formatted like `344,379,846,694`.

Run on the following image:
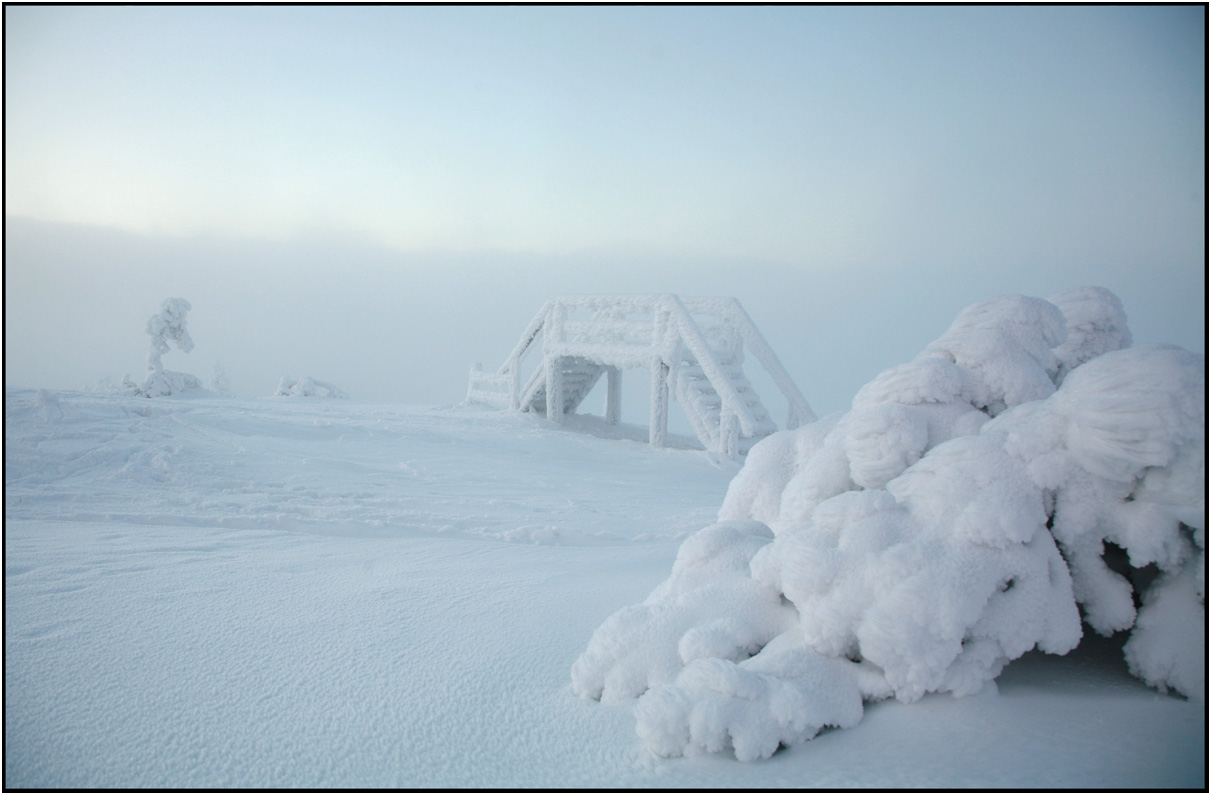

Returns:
522,357,606,417
468,295,814,458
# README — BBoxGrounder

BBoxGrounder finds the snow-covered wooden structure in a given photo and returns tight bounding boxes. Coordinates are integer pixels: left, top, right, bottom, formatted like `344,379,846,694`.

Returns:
467,294,815,458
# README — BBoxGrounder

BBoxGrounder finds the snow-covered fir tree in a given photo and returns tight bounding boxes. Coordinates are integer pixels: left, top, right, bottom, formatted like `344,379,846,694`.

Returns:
572,287,1204,761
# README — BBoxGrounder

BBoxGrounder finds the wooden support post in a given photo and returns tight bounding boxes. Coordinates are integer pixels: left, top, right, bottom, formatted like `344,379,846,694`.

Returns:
649,359,669,447
509,364,521,411
467,363,481,404
546,356,564,424
605,367,622,425
721,412,740,460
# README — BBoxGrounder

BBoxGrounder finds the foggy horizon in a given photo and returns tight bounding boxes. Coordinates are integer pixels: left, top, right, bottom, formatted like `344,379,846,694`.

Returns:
5,4,1206,420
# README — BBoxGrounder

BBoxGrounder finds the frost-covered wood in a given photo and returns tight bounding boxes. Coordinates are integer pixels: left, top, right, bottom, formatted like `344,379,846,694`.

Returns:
467,295,815,458
605,366,622,425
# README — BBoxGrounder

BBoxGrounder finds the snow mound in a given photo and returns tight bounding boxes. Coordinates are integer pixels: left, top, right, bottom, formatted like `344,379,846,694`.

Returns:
141,369,205,398
572,288,1205,760
275,375,348,398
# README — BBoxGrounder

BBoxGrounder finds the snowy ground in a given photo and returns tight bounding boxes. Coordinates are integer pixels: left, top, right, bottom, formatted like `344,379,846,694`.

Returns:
4,389,1205,789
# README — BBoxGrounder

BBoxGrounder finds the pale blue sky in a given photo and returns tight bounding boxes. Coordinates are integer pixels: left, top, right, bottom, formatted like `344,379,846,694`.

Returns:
8,5,1204,258
4,5,1206,416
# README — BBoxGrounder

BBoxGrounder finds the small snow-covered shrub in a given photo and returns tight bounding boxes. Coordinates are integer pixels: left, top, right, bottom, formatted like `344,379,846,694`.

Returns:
140,369,204,398
93,375,142,397
211,361,234,398
572,288,1204,761
138,298,203,397
275,376,348,399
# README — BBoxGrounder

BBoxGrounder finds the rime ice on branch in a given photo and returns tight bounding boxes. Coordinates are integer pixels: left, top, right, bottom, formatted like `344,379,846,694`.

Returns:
572,287,1205,761
139,298,203,397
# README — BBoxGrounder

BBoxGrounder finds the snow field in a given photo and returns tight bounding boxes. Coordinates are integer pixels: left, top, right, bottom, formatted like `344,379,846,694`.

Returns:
5,519,678,788
5,394,730,545
6,393,739,788
6,505,1201,788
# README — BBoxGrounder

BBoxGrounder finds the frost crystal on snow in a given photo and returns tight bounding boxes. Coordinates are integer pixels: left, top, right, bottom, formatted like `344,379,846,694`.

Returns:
572,287,1205,760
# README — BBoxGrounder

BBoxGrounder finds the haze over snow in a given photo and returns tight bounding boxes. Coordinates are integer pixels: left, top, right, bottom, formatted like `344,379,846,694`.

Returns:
4,6,1205,416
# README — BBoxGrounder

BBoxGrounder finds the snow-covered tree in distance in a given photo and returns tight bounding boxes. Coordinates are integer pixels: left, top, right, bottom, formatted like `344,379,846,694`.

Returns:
139,298,203,397
571,286,1205,761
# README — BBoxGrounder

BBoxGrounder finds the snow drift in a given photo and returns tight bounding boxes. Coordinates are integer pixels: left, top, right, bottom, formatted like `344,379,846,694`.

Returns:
572,287,1205,761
